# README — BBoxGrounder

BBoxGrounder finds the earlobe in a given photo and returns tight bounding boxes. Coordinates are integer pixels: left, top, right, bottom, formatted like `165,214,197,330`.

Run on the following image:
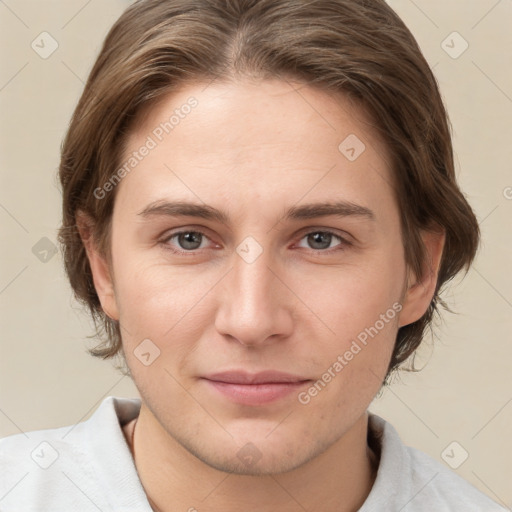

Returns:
76,212,119,321
398,229,446,328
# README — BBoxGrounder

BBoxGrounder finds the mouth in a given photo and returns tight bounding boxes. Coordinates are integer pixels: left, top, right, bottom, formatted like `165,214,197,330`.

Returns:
201,370,312,405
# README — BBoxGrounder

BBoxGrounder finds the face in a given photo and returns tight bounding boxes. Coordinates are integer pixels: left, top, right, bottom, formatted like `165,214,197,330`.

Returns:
87,78,435,475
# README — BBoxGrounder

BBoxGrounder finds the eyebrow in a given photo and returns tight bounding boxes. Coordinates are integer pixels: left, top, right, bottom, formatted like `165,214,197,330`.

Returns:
137,200,376,223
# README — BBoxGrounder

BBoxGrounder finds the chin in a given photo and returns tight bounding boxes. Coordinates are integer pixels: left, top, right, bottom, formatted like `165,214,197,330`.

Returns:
177,423,329,477
190,444,317,476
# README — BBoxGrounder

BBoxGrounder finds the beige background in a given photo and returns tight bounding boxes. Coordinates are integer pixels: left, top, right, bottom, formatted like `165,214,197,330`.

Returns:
0,0,511,507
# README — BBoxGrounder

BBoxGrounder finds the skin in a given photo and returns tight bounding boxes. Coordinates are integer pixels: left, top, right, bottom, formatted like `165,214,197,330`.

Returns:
80,78,445,512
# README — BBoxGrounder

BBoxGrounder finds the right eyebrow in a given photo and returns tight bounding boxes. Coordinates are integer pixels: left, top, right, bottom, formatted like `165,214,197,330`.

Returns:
137,200,229,224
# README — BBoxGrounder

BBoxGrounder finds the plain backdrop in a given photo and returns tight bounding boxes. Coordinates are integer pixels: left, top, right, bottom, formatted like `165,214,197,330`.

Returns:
0,0,511,507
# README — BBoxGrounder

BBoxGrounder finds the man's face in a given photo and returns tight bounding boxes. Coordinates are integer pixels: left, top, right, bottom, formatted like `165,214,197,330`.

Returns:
99,79,411,474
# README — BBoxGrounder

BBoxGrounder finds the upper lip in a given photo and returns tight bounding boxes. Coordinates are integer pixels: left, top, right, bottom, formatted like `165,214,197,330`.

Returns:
203,370,311,385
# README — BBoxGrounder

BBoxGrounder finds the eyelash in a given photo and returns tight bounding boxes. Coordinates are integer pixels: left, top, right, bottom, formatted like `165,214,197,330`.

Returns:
159,228,352,256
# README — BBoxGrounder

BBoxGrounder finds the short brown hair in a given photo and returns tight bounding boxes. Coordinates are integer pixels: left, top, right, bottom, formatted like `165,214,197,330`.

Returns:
58,0,480,380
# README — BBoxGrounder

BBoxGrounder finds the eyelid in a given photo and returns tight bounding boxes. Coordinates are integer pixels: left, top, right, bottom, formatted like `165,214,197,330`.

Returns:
294,225,354,243
292,228,352,252
159,227,218,253
159,226,353,255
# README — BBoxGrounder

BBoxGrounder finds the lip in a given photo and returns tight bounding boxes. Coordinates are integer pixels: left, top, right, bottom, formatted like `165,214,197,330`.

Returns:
204,370,309,384
201,370,312,405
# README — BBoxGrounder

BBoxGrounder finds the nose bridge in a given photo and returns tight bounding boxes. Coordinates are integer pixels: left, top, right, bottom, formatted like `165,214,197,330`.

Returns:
234,246,275,308
215,240,292,345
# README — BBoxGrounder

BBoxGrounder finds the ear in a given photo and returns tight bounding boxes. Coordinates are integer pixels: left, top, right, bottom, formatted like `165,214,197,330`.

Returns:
398,228,445,328
76,211,119,321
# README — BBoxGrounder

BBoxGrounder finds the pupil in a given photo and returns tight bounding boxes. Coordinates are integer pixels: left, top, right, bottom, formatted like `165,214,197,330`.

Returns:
309,232,330,249
181,232,201,249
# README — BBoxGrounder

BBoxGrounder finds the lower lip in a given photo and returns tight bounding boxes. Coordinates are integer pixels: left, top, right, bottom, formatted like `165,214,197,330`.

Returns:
203,379,311,405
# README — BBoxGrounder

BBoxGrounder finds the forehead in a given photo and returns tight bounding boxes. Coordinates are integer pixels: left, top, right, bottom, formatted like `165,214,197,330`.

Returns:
116,78,396,223
130,78,386,160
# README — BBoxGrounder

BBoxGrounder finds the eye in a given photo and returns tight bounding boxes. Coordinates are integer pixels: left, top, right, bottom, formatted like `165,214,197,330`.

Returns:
160,228,351,256
161,230,214,254
296,230,350,252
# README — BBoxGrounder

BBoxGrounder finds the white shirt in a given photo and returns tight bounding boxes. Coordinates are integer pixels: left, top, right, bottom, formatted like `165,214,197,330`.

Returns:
0,396,507,511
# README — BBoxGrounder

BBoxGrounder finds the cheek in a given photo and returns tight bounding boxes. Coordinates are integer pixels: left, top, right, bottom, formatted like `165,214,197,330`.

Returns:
114,246,404,329
113,257,218,345
293,251,405,336
111,224,405,366
297,306,398,417
114,263,207,391
289,250,404,396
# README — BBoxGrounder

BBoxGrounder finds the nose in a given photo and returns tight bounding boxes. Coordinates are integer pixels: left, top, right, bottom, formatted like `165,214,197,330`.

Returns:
214,245,294,347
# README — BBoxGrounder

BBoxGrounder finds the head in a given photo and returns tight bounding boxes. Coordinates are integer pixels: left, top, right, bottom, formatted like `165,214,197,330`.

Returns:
58,0,479,474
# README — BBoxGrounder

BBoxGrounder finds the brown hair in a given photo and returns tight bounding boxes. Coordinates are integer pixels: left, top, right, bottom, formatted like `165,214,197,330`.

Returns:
58,0,480,380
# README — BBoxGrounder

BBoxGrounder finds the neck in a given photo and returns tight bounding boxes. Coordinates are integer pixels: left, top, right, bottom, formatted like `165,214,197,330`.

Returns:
125,405,378,512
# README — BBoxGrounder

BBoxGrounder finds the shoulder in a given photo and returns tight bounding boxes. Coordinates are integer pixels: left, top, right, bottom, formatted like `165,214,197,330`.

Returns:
0,415,100,511
405,444,506,511
0,396,146,512
361,413,508,512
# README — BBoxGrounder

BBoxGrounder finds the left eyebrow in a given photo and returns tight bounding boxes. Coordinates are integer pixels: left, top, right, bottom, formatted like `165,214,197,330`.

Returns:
137,199,376,224
283,201,376,222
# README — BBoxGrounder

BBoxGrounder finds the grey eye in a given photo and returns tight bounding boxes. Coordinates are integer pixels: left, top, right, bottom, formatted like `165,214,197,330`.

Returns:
175,232,204,250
